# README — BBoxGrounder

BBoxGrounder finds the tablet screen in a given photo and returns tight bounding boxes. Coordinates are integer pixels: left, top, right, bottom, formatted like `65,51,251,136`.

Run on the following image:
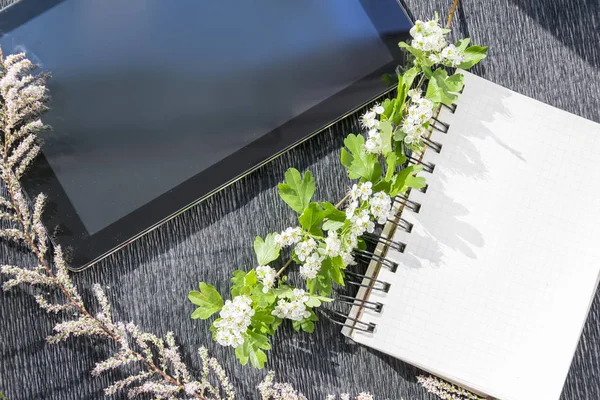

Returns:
0,0,412,268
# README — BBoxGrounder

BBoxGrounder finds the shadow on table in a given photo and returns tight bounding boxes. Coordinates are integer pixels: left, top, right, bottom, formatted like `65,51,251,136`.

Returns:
509,0,600,69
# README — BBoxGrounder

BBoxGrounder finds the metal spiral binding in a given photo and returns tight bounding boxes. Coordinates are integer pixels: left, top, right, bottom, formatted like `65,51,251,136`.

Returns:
352,249,398,272
386,217,414,233
322,308,376,333
363,232,406,252
407,156,435,173
431,116,450,133
423,136,442,153
337,294,383,313
393,195,421,213
344,270,391,292
442,102,457,114
340,103,453,336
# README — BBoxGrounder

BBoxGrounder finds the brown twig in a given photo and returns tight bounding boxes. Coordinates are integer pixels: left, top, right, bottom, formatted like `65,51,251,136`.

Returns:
446,0,460,28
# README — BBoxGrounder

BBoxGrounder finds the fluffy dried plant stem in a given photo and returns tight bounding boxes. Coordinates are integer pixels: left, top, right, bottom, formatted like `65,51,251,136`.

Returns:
0,49,236,400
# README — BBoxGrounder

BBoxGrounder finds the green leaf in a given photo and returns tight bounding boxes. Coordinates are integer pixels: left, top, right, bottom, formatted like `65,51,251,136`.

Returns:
426,68,464,105
251,310,277,334
245,330,271,369
395,139,408,164
307,271,332,296
277,168,316,213
321,201,346,231
458,45,488,69
300,319,315,333
272,284,294,298
329,256,345,285
341,134,382,182
307,257,343,295
298,202,328,236
381,98,395,120
456,38,470,52
321,202,346,220
254,233,280,266
391,67,419,125
372,179,391,193
390,164,426,196
189,283,224,320
292,320,301,332
305,295,334,308
398,42,433,68
357,237,367,251
231,269,257,297
235,341,249,366
322,219,344,231
378,121,393,155
245,269,257,286
251,286,276,309
385,152,397,181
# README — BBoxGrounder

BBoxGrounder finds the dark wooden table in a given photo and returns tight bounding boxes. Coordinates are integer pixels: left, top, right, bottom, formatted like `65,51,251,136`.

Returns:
1,0,599,398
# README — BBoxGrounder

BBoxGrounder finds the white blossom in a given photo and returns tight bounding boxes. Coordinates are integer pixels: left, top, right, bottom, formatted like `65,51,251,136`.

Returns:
345,199,358,220
272,289,311,321
364,129,384,155
256,265,276,293
213,295,254,348
373,104,385,114
299,252,324,280
324,231,342,257
351,181,372,201
342,233,359,251
440,43,465,67
360,109,379,129
394,83,435,149
351,209,375,236
294,238,317,262
274,226,303,247
369,191,394,224
409,19,447,52
341,251,356,267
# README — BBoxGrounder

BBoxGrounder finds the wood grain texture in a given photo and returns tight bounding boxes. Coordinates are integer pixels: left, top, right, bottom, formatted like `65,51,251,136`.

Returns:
1,0,599,399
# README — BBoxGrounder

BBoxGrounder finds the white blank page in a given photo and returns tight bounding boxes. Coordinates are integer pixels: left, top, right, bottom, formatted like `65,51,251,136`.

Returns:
347,71,600,400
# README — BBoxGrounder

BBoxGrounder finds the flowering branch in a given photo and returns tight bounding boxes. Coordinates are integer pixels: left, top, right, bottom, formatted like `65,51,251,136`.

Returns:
189,15,487,369
417,375,485,400
0,12,488,400
258,372,374,400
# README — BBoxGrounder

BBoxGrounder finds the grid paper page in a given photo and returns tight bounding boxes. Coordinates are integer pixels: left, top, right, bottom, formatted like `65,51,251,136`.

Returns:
348,71,600,400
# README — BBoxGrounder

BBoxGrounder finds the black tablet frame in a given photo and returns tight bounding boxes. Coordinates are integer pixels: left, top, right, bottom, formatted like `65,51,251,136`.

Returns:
0,0,413,270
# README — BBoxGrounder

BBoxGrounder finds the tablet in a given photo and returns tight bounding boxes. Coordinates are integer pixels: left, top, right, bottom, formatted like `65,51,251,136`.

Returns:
0,0,413,270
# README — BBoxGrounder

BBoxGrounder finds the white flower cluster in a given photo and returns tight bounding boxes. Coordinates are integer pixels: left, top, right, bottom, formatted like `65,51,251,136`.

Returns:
361,104,386,155
271,289,311,321
347,181,394,230
213,295,254,348
410,19,464,67
410,19,447,52
435,43,465,67
298,251,324,280
295,238,317,262
256,265,276,293
294,230,354,280
274,226,303,247
401,89,434,147
369,191,394,224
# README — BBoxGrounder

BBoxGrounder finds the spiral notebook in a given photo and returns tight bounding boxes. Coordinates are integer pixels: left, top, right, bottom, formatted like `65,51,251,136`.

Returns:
341,71,600,400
